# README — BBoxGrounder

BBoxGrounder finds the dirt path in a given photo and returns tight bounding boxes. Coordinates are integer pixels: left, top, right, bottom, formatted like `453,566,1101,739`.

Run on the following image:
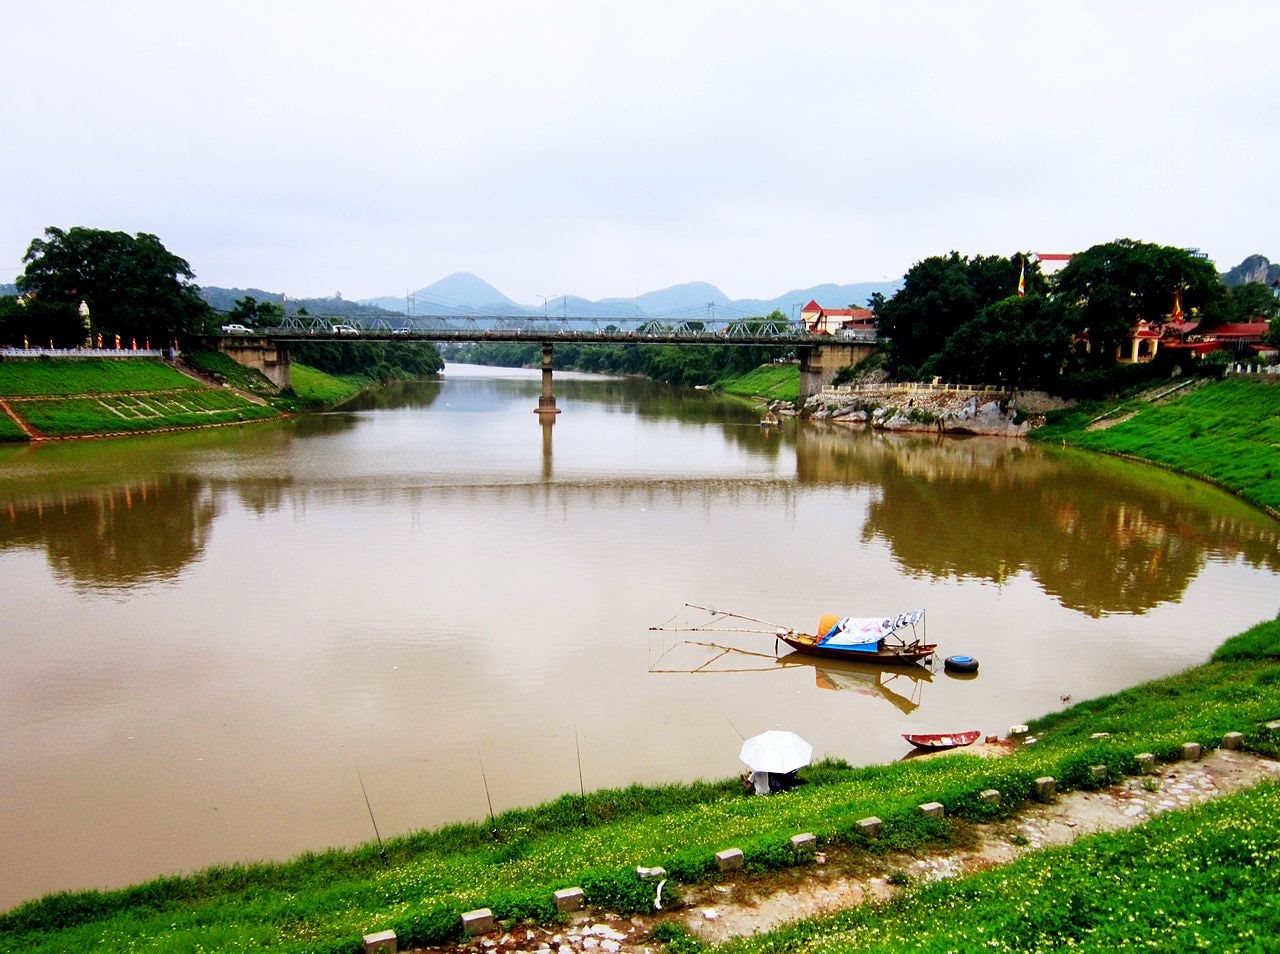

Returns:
418,748,1280,954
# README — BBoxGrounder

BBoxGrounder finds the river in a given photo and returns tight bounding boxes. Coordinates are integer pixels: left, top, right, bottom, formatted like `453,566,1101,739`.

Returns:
1,363,1277,910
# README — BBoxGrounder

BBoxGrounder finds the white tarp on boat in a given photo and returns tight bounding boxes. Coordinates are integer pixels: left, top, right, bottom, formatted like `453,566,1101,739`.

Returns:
819,611,923,649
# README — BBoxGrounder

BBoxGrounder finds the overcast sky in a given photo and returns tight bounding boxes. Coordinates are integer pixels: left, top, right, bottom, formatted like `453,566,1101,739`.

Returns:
3,1,1277,305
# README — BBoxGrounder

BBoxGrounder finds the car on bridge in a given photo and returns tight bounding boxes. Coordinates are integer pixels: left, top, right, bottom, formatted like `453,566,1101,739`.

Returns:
331,325,360,336
221,323,252,335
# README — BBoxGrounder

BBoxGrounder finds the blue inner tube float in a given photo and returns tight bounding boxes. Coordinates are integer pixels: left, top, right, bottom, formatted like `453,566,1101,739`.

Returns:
944,654,979,674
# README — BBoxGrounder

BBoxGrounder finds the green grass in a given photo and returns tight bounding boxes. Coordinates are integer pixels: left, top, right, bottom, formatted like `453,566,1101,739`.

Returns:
0,357,366,438
1032,377,1280,514
184,350,281,397
17,391,279,435
286,363,366,408
0,358,197,396
4,617,1278,952
0,412,27,441
717,363,800,402
722,781,1280,953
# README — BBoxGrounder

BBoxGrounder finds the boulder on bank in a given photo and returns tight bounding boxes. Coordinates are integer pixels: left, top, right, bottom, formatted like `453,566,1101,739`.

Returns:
803,388,1067,437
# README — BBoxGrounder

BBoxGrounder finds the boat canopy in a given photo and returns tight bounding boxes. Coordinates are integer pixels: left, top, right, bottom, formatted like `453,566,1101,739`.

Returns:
818,610,924,650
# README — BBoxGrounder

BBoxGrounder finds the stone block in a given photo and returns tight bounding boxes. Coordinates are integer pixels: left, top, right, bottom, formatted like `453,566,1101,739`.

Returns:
1034,777,1056,802
554,887,584,912
461,909,494,936
1180,742,1203,761
1135,753,1156,774
856,816,883,839
789,832,817,851
1090,764,1108,782
362,930,397,954
1266,721,1280,733
917,801,945,818
1222,731,1244,750
980,789,1000,804
715,848,744,871
1009,724,1030,738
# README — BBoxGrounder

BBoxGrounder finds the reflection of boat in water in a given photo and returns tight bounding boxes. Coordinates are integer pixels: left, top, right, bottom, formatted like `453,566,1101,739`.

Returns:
779,656,932,714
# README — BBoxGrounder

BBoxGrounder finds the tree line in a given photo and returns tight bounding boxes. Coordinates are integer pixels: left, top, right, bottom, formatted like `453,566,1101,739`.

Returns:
4,227,1277,396
873,241,1279,394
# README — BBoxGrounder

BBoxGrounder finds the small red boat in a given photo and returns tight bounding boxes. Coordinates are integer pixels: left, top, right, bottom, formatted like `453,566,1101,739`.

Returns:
902,730,981,752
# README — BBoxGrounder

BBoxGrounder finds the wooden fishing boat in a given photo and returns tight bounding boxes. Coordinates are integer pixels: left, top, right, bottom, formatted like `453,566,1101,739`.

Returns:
649,605,935,668
773,610,935,666
902,730,981,751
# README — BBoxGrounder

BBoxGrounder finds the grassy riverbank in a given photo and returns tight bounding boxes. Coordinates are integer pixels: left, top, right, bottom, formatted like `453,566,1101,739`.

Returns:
0,356,366,440
1030,376,1280,515
3,617,1278,953
715,363,800,402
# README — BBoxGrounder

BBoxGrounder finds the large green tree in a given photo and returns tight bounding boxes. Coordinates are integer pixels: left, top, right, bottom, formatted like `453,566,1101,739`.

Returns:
16,227,212,345
1051,239,1223,361
933,294,1075,390
872,251,1043,377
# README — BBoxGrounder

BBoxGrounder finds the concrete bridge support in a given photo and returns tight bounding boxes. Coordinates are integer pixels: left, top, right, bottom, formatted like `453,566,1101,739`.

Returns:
797,341,878,398
536,341,560,416
216,337,292,390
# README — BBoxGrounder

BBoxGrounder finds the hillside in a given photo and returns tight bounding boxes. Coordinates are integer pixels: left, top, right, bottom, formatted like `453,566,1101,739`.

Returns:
1221,253,1280,287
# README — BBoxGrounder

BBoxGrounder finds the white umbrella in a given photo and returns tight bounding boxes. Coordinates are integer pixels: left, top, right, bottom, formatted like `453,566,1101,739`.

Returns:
739,730,813,774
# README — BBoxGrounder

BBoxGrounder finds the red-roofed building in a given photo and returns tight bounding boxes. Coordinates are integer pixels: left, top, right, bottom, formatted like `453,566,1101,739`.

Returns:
1030,253,1073,277
1136,319,1272,363
801,300,877,338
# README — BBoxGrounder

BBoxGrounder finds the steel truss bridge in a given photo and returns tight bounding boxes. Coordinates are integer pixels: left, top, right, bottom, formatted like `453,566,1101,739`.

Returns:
263,314,878,346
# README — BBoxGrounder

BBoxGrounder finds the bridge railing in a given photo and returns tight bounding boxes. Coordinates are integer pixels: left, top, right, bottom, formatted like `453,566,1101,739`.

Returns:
267,315,821,342
822,381,1009,398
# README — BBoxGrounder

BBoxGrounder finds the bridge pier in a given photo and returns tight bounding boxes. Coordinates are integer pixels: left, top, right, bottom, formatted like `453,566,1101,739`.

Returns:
215,336,291,390
536,342,560,416
797,341,877,398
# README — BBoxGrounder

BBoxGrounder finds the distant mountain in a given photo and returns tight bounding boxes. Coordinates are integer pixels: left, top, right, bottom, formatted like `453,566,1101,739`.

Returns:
200,286,284,312
736,281,902,319
199,286,397,318
1222,254,1280,287
0,283,16,296
359,276,901,320
365,272,529,316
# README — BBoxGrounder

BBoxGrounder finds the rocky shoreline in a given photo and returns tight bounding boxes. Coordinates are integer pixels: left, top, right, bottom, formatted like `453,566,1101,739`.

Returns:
763,386,1072,438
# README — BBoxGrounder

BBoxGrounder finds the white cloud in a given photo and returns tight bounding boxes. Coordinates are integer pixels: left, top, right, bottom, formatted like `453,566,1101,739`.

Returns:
3,0,1278,303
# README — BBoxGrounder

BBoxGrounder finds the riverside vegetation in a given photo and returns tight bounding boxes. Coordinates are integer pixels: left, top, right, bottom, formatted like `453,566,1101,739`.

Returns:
0,355,369,440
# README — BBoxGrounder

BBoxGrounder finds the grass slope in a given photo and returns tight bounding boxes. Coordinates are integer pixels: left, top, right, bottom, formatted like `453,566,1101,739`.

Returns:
0,356,368,439
1032,377,1280,514
721,782,1280,953
716,364,800,402
0,358,198,396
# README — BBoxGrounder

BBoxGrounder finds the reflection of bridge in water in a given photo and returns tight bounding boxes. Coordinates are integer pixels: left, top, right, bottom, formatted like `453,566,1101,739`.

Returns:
227,315,881,410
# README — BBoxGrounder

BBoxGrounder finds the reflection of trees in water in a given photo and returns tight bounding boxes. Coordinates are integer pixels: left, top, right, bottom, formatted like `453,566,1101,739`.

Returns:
335,379,445,412
797,426,1280,617
555,377,786,459
0,476,216,589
